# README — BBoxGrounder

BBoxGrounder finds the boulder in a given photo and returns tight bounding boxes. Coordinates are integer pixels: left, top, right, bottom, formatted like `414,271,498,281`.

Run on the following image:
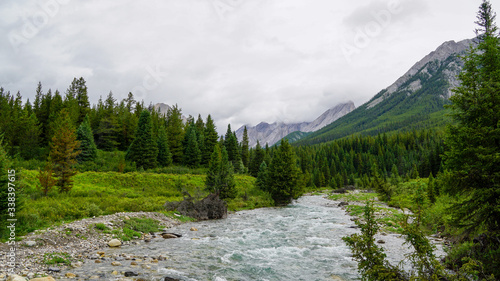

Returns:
111,261,121,266
124,272,139,277
24,241,37,247
7,275,26,281
28,277,55,281
162,234,178,239
377,239,386,244
190,227,198,231
108,239,122,247
64,273,76,278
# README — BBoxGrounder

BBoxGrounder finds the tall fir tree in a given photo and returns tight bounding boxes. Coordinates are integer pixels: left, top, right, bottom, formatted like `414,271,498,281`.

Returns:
444,0,500,233
241,126,250,168
249,140,265,177
166,104,185,164
183,123,201,168
157,126,172,167
267,139,301,205
126,110,158,170
202,114,218,166
205,144,236,199
76,115,98,163
49,110,80,193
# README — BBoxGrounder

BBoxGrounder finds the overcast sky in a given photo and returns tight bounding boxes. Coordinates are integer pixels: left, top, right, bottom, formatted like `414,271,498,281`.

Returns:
0,0,483,132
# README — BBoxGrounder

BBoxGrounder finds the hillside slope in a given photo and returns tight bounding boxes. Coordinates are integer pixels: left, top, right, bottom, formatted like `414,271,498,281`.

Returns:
294,39,473,146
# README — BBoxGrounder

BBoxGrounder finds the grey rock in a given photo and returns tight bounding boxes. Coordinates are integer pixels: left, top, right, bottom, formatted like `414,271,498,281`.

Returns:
124,271,139,277
235,102,355,147
48,266,61,272
24,240,37,247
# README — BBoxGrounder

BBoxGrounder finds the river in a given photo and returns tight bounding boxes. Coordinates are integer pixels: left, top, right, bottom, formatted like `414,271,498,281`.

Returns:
63,195,443,281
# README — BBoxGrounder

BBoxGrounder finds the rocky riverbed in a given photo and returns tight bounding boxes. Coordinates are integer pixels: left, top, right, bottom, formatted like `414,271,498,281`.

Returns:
0,212,181,281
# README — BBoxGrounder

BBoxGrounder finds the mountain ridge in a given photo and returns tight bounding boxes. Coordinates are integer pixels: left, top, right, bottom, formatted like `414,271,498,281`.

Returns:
293,38,475,146
235,101,355,147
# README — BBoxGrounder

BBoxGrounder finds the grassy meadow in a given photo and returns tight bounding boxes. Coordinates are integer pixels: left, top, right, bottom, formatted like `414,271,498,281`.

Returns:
7,169,273,240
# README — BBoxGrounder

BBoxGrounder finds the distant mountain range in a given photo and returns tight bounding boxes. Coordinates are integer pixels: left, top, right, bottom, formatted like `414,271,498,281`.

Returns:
293,38,474,146
235,102,356,147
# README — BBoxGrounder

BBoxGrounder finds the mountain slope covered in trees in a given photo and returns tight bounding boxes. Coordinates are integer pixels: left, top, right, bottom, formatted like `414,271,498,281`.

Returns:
294,39,474,146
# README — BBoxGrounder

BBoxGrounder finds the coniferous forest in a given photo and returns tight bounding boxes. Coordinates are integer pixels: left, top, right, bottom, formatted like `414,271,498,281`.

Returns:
0,0,499,279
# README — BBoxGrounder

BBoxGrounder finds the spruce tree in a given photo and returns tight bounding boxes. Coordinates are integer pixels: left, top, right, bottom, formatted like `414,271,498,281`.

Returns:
76,115,97,163
249,140,265,177
255,161,268,191
166,104,185,164
445,0,500,233
183,124,201,168
203,114,219,166
157,126,172,167
205,144,237,199
241,126,250,168
49,110,80,193
126,110,158,170
267,139,301,205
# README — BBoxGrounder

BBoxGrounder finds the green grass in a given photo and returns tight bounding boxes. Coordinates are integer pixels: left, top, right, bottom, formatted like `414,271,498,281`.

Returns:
2,170,273,240
43,252,71,266
328,191,377,202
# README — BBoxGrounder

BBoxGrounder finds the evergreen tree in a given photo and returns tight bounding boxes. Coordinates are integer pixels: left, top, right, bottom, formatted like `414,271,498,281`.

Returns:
249,140,265,177
267,139,301,205
18,109,41,160
166,104,185,164
157,126,172,167
224,125,241,168
202,115,219,166
183,124,202,168
37,163,57,196
241,126,250,168
76,115,97,163
444,0,500,232
49,110,80,193
205,144,237,199
205,144,221,192
126,110,158,170
255,161,268,191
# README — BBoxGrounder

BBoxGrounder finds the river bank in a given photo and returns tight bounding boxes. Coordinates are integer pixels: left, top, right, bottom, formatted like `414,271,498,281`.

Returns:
0,212,182,280
0,192,448,281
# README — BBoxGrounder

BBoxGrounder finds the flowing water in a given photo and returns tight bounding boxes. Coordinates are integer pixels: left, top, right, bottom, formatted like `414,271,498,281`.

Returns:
65,196,443,281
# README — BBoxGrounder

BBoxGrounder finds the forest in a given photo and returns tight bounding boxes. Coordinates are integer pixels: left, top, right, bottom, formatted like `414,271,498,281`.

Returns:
0,0,499,279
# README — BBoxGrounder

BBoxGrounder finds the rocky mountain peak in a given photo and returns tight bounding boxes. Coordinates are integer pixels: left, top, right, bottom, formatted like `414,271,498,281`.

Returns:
236,101,355,147
367,39,474,108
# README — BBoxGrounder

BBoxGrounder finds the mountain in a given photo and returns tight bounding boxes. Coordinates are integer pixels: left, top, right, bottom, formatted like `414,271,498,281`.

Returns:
235,101,355,147
153,103,188,122
294,39,474,146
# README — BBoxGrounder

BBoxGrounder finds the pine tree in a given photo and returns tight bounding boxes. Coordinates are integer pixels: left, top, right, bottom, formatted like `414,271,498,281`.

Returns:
183,124,201,168
37,163,57,196
76,115,97,163
18,109,41,160
203,115,219,166
444,0,500,232
166,104,185,164
205,144,237,199
49,110,80,193
255,161,268,191
241,126,250,168
157,126,172,167
249,141,265,177
267,139,301,205
205,144,221,193
126,110,158,170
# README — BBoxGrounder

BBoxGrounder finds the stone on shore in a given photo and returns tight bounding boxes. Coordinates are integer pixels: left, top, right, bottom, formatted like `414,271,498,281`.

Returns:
108,238,122,247
7,275,26,281
29,277,55,281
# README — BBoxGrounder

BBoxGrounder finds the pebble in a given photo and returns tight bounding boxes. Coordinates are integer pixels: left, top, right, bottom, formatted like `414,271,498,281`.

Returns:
111,261,122,266
108,239,122,247
65,273,77,278
377,239,386,244
190,227,198,231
